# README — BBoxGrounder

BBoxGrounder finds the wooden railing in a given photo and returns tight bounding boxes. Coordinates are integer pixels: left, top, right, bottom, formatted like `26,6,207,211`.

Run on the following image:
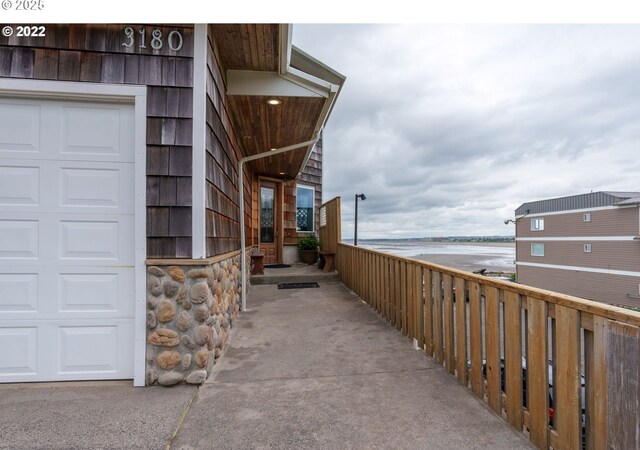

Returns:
337,243,640,450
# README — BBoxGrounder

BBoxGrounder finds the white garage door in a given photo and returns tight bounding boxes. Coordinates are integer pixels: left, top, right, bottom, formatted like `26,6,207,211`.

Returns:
0,97,135,382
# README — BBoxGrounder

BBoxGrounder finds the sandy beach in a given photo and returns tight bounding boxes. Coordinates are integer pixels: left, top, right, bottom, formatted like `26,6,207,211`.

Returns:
409,253,515,274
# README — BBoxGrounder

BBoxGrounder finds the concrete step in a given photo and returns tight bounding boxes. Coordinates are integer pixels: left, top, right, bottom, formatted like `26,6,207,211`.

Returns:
251,267,339,285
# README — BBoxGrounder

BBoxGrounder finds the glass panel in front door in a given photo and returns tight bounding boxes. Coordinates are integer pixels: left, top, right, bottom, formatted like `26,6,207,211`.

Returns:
260,187,275,243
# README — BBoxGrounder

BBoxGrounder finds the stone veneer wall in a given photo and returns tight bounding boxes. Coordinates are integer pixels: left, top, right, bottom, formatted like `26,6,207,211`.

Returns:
145,252,249,386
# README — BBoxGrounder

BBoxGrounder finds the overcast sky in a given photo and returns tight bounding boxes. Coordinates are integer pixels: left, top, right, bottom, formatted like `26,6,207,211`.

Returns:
292,25,640,239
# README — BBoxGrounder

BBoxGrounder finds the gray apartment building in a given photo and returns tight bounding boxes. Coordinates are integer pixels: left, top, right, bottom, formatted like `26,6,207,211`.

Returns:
515,191,640,308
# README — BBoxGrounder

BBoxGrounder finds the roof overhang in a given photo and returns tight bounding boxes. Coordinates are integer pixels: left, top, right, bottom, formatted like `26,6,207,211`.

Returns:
614,196,640,206
211,24,345,180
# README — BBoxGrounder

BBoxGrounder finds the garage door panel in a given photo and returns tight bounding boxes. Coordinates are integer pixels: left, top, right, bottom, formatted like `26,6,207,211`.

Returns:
61,167,120,207
0,327,38,377
59,273,119,312
62,105,127,157
1,159,134,214
58,325,119,374
0,273,38,313
0,102,40,154
59,220,121,260
0,165,39,206
0,219,39,259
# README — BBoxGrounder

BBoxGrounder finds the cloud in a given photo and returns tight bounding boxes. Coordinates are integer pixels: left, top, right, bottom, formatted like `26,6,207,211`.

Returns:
294,24,640,238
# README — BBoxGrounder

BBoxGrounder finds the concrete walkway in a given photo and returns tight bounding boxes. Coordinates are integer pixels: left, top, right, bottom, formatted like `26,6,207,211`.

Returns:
0,281,533,449
173,282,533,449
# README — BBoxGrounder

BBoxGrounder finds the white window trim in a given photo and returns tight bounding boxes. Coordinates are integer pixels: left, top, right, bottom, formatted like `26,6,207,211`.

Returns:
584,243,592,253
296,184,315,233
531,243,545,256
531,218,545,231
0,78,148,387
583,213,591,222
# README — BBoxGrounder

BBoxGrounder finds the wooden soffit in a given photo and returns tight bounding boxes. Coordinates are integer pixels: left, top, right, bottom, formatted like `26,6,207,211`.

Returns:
211,23,331,179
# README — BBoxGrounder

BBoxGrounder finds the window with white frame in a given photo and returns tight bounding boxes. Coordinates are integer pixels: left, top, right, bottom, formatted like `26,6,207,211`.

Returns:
531,243,545,256
531,218,544,231
296,185,315,232
584,243,592,253
583,213,591,222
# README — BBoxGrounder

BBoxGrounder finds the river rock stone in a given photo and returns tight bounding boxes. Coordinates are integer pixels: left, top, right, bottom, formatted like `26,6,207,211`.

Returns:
181,335,195,349
195,349,209,368
147,295,160,309
188,268,209,279
168,266,185,283
190,282,210,304
193,304,210,322
148,277,163,296
157,300,176,323
158,372,183,386
157,350,181,370
183,299,192,310
186,370,207,385
212,264,220,281
146,368,158,385
194,324,209,345
182,353,192,370
146,311,157,329
176,284,188,304
207,327,216,350
214,348,221,358
148,266,165,277
148,329,179,347
164,281,180,298
176,311,192,331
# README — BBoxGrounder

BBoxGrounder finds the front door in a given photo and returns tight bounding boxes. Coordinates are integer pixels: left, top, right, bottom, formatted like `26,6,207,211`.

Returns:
260,181,280,264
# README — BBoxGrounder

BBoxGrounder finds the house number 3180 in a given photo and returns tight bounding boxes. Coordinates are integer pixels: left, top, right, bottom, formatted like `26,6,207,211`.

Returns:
122,27,184,52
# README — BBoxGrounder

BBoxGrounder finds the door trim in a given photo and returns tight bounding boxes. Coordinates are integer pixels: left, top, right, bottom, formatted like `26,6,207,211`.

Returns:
0,79,147,387
259,178,283,263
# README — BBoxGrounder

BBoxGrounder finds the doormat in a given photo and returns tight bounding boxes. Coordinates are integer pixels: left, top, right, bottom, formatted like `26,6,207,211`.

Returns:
277,282,320,289
265,264,292,269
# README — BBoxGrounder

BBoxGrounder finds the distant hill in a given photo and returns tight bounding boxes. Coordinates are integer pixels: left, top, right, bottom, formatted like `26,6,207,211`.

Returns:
357,236,515,243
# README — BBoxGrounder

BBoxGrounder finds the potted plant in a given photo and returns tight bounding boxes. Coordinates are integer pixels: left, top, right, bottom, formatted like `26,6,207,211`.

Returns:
298,235,320,265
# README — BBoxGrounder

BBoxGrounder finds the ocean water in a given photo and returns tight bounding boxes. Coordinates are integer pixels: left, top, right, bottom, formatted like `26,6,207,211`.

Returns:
356,239,516,272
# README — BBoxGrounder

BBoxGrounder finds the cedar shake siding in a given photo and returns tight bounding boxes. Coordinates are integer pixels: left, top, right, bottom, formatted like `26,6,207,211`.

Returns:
204,26,252,257
0,24,195,259
518,266,640,309
516,207,639,238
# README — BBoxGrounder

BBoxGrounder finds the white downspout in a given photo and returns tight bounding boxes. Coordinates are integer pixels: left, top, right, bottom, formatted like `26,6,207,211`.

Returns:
239,135,320,311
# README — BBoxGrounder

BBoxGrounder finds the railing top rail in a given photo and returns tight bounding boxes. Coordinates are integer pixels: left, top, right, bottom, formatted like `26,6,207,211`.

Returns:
338,242,640,327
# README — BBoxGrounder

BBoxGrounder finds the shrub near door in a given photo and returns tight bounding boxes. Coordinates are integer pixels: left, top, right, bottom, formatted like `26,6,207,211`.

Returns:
298,235,319,264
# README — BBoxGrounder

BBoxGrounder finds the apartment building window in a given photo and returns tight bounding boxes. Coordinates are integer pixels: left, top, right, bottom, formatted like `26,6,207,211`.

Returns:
296,185,315,232
531,218,544,231
584,243,592,253
531,243,545,256
583,213,591,222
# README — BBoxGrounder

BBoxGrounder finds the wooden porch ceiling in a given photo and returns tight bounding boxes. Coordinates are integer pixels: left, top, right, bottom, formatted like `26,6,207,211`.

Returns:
211,24,326,179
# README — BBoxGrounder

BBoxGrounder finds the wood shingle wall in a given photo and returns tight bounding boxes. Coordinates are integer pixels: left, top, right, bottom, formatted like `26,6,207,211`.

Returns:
205,25,253,257
0,24,195,258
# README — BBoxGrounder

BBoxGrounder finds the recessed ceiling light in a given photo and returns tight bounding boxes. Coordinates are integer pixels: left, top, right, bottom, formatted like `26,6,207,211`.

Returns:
267,99,281,105
279,172,286,175
270,148,277,151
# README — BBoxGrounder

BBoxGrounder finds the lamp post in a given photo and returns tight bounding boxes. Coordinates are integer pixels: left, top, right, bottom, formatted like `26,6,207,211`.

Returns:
354,193,366,246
